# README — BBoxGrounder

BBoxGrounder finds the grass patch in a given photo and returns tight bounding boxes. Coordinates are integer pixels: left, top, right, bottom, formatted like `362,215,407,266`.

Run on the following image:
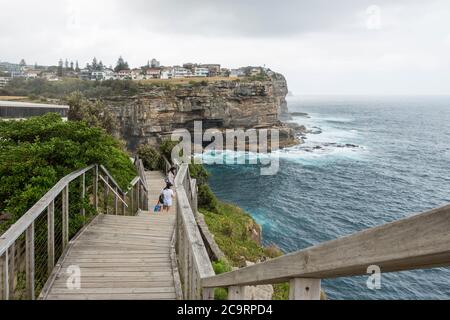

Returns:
201,201,289,299
201,202,266,265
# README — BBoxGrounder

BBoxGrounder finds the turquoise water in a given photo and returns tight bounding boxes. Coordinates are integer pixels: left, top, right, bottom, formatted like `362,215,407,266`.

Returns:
205,95,450,300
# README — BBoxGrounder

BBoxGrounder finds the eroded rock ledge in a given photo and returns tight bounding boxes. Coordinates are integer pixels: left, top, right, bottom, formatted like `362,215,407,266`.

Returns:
104,72,299,151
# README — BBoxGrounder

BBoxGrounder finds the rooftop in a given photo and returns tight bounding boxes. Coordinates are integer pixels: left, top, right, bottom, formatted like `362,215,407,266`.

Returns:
0,100,69,109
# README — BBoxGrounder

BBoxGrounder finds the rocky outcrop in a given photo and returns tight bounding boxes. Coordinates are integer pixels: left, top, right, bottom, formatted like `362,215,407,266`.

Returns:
104,73,297,151
271,72,292,122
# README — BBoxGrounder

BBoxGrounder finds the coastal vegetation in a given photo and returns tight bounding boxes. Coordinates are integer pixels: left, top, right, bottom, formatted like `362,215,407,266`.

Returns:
0,77,242,101
67,91,118,135
0,113,136,234
0,78,141,100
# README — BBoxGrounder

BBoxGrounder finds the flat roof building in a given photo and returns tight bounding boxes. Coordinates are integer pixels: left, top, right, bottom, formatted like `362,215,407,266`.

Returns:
0,100,69,120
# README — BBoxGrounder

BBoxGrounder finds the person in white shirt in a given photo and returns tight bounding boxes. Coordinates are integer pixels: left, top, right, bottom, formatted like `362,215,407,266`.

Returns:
161,183,175,212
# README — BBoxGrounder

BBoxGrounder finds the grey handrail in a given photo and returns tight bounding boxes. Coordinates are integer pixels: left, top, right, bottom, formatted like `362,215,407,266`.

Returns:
202,204,450,299
0,165,95,257
0,163,148,300
174,164,215,299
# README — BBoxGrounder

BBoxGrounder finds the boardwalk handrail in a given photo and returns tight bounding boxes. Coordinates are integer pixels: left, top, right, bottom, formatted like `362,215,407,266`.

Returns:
174,164,215,299
0,161,148,300
202,204,450,299
0,165,95,258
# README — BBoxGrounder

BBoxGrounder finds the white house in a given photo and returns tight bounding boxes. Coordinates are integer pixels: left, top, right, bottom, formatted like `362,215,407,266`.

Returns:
173,67,192,78
193,67,209,77
91,71,105,81
230,69,245,78
24,70,39,79
131,68,144,80
146,68,161,79
79,69,91,80
250,67,262,76
103,69,117,80
117,69,132,79
0,77,11,88
161,69,173,80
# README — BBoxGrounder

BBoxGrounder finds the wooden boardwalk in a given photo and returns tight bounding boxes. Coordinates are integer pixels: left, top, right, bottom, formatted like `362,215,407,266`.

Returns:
43,171,177,300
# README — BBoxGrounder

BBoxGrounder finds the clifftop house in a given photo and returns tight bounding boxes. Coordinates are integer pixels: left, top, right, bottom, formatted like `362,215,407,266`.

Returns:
146,68,161,79
0,58,267,83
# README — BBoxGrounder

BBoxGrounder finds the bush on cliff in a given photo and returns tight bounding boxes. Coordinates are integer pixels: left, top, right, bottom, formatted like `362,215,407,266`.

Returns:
159,140,180,161
0,113,136,233
189,164,218,212
2,78,139,99
137,144,164,171
67,91,117,135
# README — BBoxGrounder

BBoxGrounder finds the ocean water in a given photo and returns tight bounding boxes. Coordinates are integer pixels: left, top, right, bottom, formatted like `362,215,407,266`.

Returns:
205,95,450,300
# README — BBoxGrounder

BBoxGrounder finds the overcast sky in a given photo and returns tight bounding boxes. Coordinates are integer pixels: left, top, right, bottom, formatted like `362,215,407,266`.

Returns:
1,0,450,95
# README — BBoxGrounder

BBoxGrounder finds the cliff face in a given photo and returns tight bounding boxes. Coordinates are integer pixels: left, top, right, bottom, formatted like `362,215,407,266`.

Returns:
104,73,297,151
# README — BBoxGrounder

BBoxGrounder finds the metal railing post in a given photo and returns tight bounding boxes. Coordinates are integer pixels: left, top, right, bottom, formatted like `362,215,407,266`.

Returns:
1,251,9,300
26,223,35,300
81,173,85,221
62,185,69,249
93,165,98,212
47,201,55,274
122,191,126,216
104,176,109,215
114,187,118,215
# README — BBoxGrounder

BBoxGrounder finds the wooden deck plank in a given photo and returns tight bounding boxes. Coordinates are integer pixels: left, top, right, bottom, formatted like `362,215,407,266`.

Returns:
43,171,178,300
46,293,176,300
51,281,174,288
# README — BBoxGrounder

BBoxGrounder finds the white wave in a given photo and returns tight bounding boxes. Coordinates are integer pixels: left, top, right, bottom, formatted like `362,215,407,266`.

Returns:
194,113,367,166
282,112,367,163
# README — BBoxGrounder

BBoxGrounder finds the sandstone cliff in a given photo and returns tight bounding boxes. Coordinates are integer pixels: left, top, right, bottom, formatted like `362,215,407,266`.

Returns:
104,72,297,151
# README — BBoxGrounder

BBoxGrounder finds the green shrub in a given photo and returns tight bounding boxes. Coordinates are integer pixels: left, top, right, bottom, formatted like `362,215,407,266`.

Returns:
67,91,117,135
212,259,232,274
273,283,289,300
212,259,232,300
0,113,136,233
189,163,209,185
198,184,219,212
159,139,179,161
137,144,163,170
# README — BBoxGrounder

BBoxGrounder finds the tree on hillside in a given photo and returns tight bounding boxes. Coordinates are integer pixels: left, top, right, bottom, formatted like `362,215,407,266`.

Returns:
19,59,26,67
67,91,118,135
57,59,64,76
75,61,80,72
92,57,98,70
70,61,74,71
114,56,129,72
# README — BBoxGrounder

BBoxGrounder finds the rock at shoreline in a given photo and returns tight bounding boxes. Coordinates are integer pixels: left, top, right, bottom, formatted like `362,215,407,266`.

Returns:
290,112,310,118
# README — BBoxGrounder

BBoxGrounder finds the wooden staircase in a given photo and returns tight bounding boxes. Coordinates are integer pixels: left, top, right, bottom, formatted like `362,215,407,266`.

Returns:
42,171,178,300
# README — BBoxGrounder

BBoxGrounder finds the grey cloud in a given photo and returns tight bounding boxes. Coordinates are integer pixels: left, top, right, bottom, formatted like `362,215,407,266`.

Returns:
117,0,427,37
